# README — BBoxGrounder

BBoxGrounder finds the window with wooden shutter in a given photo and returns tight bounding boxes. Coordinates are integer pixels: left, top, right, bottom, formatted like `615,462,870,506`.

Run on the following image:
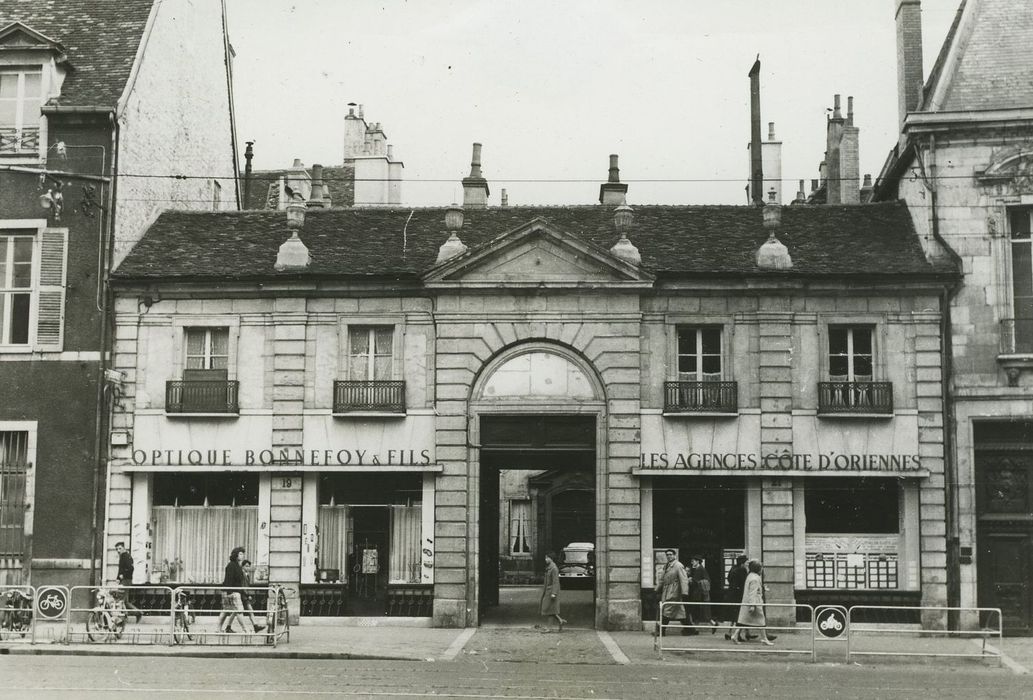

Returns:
34,228,67,350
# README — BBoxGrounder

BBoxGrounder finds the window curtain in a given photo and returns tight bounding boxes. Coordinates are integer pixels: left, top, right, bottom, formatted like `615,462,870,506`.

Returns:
152,506,257,583
317,505,349,576
389,505,421,584
510,500,531,554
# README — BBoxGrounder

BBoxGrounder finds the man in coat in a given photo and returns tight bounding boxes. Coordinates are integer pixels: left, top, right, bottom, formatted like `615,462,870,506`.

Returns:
539,552,567,631
655,549,691,636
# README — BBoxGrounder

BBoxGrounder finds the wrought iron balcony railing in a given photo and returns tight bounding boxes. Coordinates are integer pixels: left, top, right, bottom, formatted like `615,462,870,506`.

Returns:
999,318,1033,355
165,380,239,414
333,380,406,413
663,381,738,413
818,381,893,415
0,126,40,155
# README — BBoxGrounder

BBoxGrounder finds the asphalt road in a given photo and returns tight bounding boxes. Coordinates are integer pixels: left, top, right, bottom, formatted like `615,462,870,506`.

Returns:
0,656,1025,699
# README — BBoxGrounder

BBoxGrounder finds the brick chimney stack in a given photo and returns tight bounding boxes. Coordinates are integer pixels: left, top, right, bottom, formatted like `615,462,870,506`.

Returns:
462,143,490,208
598,154,629,205
896,0,924,126
826,95,845,204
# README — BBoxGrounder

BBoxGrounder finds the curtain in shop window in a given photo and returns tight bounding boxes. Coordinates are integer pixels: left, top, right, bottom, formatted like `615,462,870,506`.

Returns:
317,505,349,576
389,505,421,584
152,506,257,583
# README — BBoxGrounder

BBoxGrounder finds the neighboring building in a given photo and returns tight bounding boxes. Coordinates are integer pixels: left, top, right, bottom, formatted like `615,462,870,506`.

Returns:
0,0,238,587
241,105,403,211
874,0,1033,635
105,153,958,629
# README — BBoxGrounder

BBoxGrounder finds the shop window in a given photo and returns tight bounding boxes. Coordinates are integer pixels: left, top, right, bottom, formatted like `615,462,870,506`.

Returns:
804,477,900,590
151,474,258,584
666,326,736,412
820,326,892,414
0,431,28,559
1007,207,1033,353
335,325,403,412
509,499,532,555
167,327,238,413
0,225,66,350
0,68,42,156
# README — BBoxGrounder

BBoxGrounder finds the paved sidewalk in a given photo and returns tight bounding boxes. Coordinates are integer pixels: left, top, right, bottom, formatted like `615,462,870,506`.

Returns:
2,622,1029,674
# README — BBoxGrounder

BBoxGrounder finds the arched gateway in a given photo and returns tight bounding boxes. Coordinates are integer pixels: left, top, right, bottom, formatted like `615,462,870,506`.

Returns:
466,342,612,627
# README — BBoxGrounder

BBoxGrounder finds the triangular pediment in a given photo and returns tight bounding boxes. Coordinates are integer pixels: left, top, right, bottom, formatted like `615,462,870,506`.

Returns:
0,22,67,59
423,217,653,288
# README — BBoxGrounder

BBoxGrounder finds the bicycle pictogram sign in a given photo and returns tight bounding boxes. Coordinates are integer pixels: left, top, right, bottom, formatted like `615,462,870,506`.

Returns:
35,587,67,619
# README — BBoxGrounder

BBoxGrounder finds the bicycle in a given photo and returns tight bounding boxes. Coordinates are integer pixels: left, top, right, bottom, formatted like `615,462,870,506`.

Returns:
173,589,195,643
0,589,33,639
86,587,127,642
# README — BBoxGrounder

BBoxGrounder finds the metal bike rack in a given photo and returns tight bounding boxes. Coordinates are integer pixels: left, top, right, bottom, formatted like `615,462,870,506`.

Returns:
846,605,1004,667
66,585,176,645
175,584,289,647
0,584,36,644
655,600,815,661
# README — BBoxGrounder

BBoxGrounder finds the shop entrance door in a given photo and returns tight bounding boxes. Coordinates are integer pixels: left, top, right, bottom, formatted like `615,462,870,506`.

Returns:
347,506,389,616
478,415,596,627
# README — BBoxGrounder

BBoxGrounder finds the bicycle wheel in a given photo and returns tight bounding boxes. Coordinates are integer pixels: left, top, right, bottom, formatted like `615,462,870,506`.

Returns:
174,612,193,643
86,610,109,642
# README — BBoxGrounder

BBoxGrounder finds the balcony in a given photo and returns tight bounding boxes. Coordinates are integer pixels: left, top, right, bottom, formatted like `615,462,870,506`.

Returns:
333,380,406,414
0,126,40,156
817,381,893,416
165,380,239,415
663,381,738,414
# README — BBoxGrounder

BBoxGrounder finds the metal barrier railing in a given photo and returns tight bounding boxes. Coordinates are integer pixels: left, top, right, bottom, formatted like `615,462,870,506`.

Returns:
655,600,815,661
846,605,1004,667
1,584,35,643
66,585,176,645
173,585,289,647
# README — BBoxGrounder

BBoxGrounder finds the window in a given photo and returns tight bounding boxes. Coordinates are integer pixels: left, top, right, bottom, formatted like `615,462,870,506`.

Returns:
0,68,42,155
0,431,28,559
1009,208,1033,352
0,233,32,344
828,327,873,382
185,327,229,372
0,225,66,350
348,326,393,380
167,327,237,413
509,499,532,555
677,327,722,381
805,477,898,533
667,326,736,412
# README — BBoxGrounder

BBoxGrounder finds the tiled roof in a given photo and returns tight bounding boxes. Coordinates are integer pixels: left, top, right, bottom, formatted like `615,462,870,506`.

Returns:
240,170,285,210
0,0,155,108
112,203,955,282
240,166,355,209
922,0,1033,112
323,165,355,208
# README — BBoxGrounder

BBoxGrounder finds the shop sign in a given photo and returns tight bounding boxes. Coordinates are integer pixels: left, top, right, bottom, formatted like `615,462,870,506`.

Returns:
131,448,432,467
638,452,922,473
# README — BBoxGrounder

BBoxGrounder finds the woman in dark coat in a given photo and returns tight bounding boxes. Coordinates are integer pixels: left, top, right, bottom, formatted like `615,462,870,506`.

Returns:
688,555,717,631
539,552,567,631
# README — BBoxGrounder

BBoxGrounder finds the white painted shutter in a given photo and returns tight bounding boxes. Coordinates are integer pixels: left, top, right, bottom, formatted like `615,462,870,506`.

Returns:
34,228,68,351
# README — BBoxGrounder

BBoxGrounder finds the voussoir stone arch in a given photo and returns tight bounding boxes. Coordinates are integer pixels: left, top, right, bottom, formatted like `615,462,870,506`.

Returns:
470,339,605,404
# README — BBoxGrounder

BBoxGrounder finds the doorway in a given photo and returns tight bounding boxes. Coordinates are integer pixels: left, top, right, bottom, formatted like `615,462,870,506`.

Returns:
346,506,389,616
478,415,596,627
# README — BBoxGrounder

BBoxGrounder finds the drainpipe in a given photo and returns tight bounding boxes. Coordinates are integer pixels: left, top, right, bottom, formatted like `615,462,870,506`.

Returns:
89,111,119,586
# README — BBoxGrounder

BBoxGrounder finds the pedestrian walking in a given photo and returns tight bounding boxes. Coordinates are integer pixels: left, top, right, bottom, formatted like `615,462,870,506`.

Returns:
724,554,748,640
217,546,247,633
654,549,691,636
732,559,774,645
688,555,717,632
241,560,266,633
114,541,142,623
539,552,567,632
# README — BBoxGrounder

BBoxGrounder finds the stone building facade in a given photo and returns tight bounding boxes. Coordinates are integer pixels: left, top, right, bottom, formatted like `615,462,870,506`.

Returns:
0,0,237,587
105,159,957,629
876,0,1033,634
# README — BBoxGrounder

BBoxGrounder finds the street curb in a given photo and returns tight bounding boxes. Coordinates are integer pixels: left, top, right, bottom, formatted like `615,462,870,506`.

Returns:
0,646,417,661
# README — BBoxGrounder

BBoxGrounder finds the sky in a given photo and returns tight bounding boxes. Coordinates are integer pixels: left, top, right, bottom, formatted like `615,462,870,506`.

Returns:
226,0,960,207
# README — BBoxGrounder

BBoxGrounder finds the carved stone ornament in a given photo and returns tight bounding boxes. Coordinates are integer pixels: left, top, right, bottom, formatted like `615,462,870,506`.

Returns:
977,144,1033,194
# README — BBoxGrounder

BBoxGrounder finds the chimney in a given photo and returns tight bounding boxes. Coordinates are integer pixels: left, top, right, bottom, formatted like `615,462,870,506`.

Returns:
284,158,311,207
840,98,860,204
793,179,807,205
762,121,783,204
501,188,508,207
308,164,330,209
598,154,629,205
896,0,924,125
243,140,254,208
749,57,764,205
343,103,368,160
860,173,874,202
826,95,845,203
462,143,490,208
